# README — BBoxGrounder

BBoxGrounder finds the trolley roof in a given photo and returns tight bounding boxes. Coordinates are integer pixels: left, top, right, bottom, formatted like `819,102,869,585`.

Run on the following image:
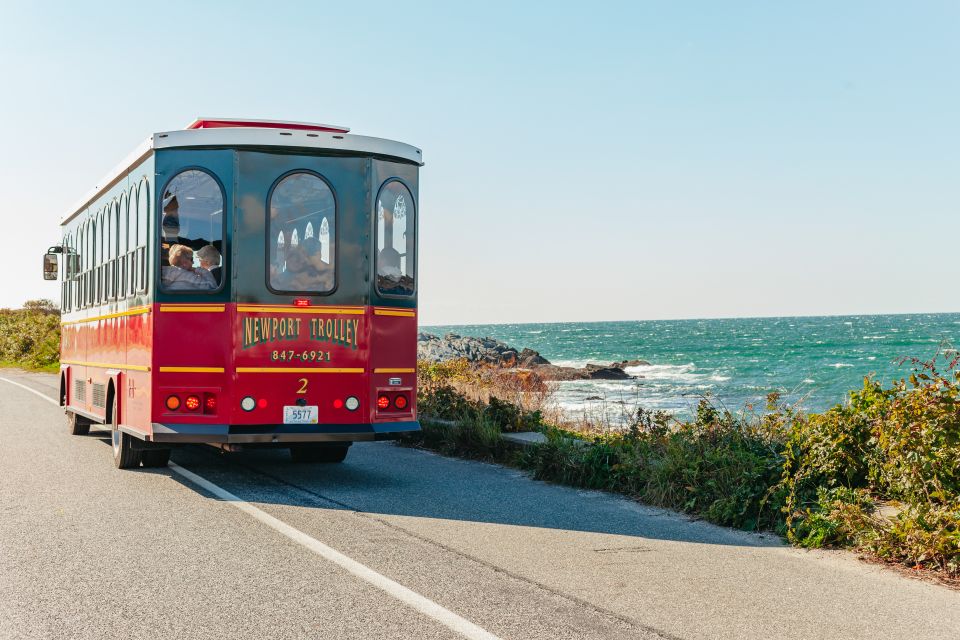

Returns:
61,118,423,226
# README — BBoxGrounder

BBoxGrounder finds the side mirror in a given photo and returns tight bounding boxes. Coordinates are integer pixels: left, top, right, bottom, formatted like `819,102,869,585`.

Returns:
43,253,59,281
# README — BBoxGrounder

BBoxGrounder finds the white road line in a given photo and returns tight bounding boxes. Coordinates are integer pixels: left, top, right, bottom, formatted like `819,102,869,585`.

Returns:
0,376,502,640
169,462,502,640
0,377,60,406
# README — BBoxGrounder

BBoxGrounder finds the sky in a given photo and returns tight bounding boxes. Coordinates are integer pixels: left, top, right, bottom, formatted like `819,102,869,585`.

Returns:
1,1,957,325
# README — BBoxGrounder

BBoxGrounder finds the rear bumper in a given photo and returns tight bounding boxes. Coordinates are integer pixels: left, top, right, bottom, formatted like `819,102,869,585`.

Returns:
146,420,420,444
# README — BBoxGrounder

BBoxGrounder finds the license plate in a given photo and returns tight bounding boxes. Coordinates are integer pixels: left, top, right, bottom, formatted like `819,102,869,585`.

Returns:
283,406,318,424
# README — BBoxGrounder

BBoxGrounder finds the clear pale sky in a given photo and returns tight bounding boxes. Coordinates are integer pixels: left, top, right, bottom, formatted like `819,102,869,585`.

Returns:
1,1,957,325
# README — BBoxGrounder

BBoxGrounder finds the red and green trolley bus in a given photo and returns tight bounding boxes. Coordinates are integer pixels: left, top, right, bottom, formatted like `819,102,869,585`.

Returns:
44,118,421,468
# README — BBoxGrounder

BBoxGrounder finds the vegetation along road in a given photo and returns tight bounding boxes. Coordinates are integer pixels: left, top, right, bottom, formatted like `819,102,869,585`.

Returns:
1,371,958,640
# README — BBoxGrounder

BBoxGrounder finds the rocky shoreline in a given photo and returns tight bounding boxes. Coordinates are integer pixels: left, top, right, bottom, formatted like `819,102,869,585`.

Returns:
417,332,650,381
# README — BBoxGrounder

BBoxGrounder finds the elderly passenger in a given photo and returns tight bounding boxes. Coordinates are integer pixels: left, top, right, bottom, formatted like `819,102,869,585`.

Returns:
162,244,217,290
196,244,223,286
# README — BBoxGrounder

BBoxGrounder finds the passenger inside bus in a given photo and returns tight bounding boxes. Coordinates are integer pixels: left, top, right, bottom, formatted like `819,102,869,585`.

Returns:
159,194,223,267
162,244,217,290
196,244,222,286
273,237,333,292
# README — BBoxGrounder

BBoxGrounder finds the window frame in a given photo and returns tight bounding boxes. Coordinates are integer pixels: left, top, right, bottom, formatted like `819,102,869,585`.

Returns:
136,178,149,294
374,178,417,299
156,167,227,295
264,169,339,297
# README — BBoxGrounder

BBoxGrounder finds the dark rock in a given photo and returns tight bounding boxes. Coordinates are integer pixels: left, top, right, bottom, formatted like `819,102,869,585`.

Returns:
586,366,633,380
417,332,642,381
518,348,550,366
611,359,651,368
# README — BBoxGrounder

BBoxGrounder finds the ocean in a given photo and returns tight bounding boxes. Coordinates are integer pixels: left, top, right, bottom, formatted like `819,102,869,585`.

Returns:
422,313,960,421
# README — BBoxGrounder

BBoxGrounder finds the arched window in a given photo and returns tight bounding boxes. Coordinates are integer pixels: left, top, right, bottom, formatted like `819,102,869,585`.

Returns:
127,186,137,253
267,172,336,294
137,178,149,248
118,194,127,257
136,178,149,293
159,169,224,292
375,181,416,296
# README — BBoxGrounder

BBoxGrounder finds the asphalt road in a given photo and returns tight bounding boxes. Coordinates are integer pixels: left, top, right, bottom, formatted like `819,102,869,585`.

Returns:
1,371,958,640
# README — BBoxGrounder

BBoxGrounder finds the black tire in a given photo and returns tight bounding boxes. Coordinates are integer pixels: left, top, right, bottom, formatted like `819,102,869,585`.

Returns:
141,449,171,468
66,410,90,436
110,405,141,469
290,443,351,464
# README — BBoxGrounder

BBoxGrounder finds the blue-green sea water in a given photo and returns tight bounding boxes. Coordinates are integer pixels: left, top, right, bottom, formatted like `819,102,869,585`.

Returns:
423,314,960,421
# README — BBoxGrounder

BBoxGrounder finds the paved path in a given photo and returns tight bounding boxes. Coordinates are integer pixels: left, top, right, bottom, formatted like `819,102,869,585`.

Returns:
1,371,958,639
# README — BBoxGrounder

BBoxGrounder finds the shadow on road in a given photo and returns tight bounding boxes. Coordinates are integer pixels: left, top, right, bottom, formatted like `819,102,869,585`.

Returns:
140,438,783,549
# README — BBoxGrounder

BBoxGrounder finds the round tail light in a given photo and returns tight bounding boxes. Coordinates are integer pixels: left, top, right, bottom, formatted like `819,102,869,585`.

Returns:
184,395,201,411
165,395,181,411
377,395,390,410
345,396,359,411
394,394,408,410
241,396,256,411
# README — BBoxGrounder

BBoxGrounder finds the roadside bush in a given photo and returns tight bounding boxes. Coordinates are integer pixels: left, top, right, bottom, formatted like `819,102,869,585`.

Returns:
0,300,60,370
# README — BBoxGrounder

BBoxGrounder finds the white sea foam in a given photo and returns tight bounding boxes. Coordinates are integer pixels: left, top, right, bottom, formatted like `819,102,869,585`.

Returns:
802,379,815,384
828,363,854,368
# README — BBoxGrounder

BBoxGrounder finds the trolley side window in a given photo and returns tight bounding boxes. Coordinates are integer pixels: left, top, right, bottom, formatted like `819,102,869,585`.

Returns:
376,181,415,296
158,169,225,292
267,172,336,294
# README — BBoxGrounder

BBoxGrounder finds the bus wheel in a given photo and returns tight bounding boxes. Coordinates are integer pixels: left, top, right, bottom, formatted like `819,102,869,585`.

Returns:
110,414,142,469
289,443,350,464
66,411,90,436
141,449,171,468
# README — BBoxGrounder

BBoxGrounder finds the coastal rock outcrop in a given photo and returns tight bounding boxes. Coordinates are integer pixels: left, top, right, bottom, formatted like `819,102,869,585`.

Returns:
417,332,648,381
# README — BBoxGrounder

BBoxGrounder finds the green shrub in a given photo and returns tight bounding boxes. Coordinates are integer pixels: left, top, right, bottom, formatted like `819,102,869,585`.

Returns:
0,301,60,371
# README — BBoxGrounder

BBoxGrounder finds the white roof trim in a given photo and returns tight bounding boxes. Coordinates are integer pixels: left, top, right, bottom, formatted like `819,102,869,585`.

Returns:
60,128,423,227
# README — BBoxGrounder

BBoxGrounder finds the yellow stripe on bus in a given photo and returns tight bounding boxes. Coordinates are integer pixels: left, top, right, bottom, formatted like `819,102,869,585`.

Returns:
237,306,364,315
60,360,150,372
373,309,416,317
158,367,225,373
60,306,151,325
236,367,365,374
373,368,416,374
159,306,226,313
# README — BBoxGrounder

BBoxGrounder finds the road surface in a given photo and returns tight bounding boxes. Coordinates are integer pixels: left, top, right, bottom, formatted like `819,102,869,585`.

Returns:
1,370,958,639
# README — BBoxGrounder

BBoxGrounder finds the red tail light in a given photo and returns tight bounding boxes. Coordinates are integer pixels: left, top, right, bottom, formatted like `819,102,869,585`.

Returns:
394,394,408,410
377,394,390,410
293,298,310,307
333,398,344,409
184,395,201,411
204,393,217,414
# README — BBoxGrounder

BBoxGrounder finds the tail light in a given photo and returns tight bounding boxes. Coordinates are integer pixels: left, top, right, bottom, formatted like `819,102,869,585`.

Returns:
204,393,217,414
333,398,344,409
394,394,408,410
184,395,201,411
165,395,181,411
377,394,390,410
